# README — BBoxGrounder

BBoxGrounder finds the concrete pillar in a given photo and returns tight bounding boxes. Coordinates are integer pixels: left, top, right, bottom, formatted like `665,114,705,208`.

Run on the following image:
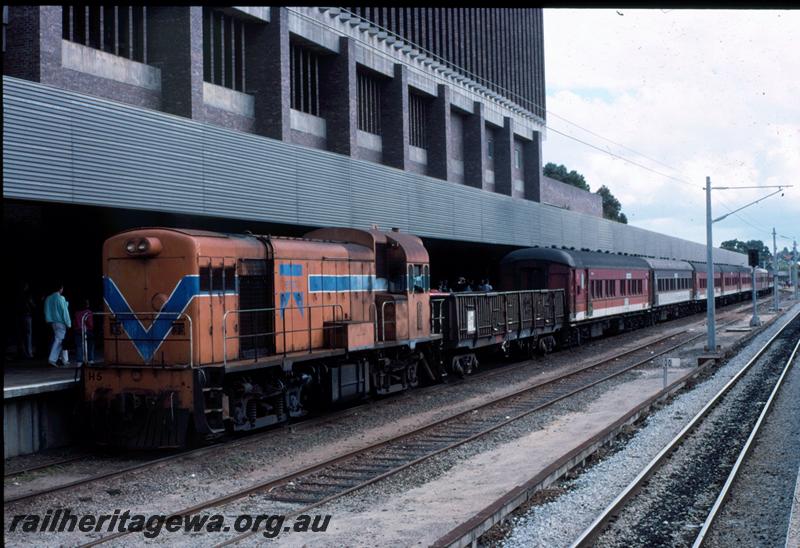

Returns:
321,36,357,156
148,6,204,119
246,6,290,140
382,63,410,170
494,116,513,196
463,100,486,189
524,130,543,202
428,84,452,181
4,6,60,83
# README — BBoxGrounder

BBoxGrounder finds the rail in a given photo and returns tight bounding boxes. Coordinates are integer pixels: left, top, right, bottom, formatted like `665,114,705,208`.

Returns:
88,311,194,367
222,304,344,366
692,335,800,547
570,308,800,547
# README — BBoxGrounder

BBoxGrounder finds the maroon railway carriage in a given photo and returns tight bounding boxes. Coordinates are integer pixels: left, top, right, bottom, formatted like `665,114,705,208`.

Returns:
499,248,651,340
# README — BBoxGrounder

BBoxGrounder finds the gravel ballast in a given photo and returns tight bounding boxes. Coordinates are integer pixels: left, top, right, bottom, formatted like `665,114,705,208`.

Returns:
500,303,800,548
702,335,800,547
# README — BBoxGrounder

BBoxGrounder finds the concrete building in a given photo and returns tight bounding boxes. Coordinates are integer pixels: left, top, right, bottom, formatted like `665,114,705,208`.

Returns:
3,6,745,329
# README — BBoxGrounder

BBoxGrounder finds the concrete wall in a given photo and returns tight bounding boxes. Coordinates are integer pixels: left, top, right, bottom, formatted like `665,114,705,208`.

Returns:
2,6,546,202
541,175,604,218
4,390,78,458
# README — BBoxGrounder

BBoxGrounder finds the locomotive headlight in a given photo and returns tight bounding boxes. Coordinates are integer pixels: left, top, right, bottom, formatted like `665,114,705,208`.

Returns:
124,236,162,257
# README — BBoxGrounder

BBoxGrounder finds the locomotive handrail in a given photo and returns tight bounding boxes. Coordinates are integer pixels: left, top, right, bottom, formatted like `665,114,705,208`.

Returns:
379,300,396,342
430,297,446,335
89,311,194,368
368,302,379,341
222,304,345,366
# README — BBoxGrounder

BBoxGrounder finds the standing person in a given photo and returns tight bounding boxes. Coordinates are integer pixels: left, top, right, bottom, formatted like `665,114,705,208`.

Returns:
74,299,95,364
44,283,71,367
17,282,36,359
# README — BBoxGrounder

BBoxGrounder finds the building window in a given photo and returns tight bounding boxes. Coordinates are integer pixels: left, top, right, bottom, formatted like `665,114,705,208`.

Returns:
514,145,522,169
203,8,246,92
487,136,494,160
62,6,146,62
357,69,382,135
291,43,320,116
409,92,428,149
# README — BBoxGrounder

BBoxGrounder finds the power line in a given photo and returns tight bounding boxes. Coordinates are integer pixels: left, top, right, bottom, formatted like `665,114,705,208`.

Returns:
545,125,697,188
328,8,708,191
313,6,790,238
545,111,685,175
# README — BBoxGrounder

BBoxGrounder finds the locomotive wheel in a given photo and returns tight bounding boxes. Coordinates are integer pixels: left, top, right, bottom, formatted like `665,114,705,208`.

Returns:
406,362,419,388
451,356,465,378
451,355,476,378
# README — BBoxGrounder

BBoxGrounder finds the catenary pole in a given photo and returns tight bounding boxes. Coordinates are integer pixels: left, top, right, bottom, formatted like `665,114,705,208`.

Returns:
750,261,760,327
772,228,779,310
705,177,716,352
793,239,798,300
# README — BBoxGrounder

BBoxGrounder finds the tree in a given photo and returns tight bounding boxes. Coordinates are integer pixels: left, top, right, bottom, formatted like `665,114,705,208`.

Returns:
544,163,628,223
720,239,772,266
595,185,628,224
543,163,590,191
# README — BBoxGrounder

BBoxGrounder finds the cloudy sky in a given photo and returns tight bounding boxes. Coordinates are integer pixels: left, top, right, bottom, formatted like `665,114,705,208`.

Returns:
543,9,799,253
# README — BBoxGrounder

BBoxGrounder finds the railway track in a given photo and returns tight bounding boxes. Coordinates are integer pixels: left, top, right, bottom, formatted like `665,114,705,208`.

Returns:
3,297,769,508
4,454,88,478
570,310,800,548
61,306,756,546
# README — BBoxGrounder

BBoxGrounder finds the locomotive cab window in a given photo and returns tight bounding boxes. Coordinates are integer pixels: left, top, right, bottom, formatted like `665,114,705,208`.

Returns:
408,264,427,293
388,262,406,293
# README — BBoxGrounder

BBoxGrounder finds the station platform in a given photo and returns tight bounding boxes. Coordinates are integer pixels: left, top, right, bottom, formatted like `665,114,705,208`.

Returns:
4,359,81,399
4,358,82,459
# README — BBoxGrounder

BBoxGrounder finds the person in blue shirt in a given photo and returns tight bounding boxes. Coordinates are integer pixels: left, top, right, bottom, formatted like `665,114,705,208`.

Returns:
44,283,71,367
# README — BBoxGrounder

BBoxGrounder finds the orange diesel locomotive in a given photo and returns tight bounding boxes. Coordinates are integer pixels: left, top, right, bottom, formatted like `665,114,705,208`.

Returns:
87,227,441,448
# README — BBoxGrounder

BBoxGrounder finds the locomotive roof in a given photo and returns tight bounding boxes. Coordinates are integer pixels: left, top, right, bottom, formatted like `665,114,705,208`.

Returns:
501,248,650,269
117,227,233,238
